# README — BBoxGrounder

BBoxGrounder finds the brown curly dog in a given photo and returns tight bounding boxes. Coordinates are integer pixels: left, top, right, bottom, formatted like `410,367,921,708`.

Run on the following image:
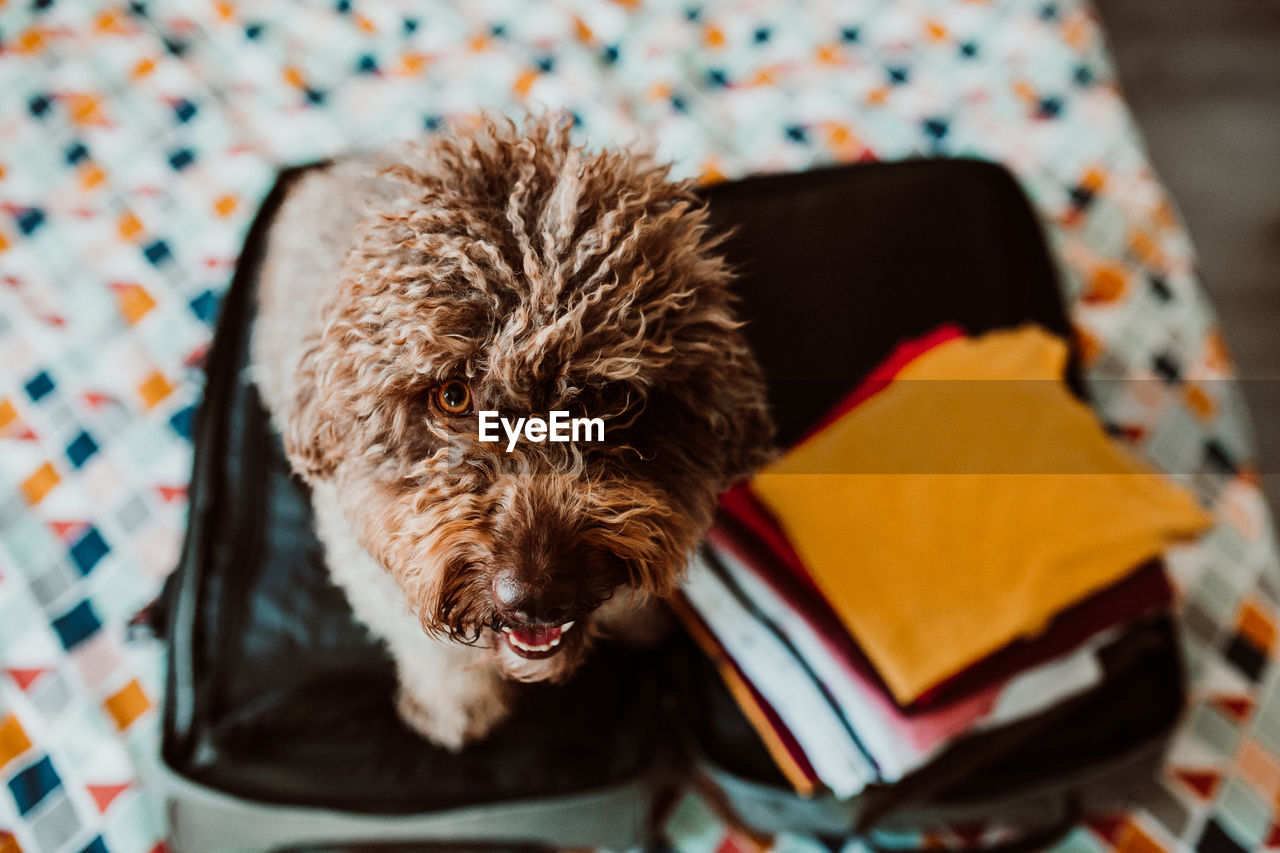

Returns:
251,115,773,750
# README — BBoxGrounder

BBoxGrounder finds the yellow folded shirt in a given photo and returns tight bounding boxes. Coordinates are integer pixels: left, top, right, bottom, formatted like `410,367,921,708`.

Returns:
750,326,1211,704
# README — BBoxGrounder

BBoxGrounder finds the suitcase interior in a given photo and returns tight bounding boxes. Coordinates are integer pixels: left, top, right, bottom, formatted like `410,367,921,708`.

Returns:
162,159,1183,825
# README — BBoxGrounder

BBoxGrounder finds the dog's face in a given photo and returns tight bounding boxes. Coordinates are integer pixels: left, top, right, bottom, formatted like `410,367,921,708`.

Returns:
286,119,773,683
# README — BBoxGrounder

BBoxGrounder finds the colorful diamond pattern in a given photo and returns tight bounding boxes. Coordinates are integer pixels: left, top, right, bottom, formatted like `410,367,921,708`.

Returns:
0,1,1276,852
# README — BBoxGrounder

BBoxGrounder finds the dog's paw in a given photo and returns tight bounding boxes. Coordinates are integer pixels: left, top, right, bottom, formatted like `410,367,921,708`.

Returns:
394,684,510,752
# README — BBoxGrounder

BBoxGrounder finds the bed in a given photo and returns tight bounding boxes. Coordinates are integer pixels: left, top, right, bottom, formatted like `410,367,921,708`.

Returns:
0,2,1274,851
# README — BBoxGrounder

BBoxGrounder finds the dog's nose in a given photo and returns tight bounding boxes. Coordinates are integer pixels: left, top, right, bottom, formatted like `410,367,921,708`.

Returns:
492,569,575,624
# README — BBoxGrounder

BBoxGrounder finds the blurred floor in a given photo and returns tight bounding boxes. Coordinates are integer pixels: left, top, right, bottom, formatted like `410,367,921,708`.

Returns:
1097,0,1280,509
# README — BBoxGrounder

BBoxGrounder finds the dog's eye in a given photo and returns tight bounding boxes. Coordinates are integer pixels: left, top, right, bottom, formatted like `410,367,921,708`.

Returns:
434,379,472,415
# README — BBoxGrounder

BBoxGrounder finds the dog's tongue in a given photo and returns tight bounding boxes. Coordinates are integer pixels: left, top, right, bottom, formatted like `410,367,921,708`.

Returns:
510,625,563,646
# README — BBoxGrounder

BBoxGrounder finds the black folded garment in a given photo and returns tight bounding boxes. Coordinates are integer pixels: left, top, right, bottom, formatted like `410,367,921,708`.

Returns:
158,158,1183,849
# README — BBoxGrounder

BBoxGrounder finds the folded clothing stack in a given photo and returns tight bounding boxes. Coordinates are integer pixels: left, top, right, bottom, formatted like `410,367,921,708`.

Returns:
678,324,1211,798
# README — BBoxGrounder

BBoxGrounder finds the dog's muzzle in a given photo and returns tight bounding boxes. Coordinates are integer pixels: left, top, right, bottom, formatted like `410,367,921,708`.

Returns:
499,621,577,659
490,565,604,660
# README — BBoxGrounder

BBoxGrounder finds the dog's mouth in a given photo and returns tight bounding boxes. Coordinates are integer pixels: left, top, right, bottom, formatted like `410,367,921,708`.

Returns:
499,620,577,659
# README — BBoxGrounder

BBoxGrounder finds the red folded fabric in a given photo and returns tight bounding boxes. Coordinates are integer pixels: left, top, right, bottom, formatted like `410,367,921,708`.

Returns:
796,323,966,443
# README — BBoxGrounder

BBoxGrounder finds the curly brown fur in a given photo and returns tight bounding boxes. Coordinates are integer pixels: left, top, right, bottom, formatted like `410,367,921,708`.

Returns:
253,115,773,747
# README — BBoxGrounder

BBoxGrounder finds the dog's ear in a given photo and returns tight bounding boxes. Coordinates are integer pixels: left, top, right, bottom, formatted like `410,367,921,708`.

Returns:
671,332,775,490
283,333,351,481
708,352,777,489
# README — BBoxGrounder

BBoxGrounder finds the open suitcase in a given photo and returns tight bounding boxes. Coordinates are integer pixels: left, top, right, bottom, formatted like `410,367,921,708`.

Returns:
156,158,1185,851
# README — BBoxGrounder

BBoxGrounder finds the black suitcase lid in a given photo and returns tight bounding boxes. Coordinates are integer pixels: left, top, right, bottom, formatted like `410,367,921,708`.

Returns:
690,159,1180,817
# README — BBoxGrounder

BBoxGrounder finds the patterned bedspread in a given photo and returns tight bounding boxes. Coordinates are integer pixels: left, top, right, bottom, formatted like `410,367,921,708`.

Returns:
0,2,1276,852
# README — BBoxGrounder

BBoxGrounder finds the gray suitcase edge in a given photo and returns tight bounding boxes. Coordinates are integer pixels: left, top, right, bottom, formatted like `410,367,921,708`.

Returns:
145,756,655,852
693,731,1170,839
